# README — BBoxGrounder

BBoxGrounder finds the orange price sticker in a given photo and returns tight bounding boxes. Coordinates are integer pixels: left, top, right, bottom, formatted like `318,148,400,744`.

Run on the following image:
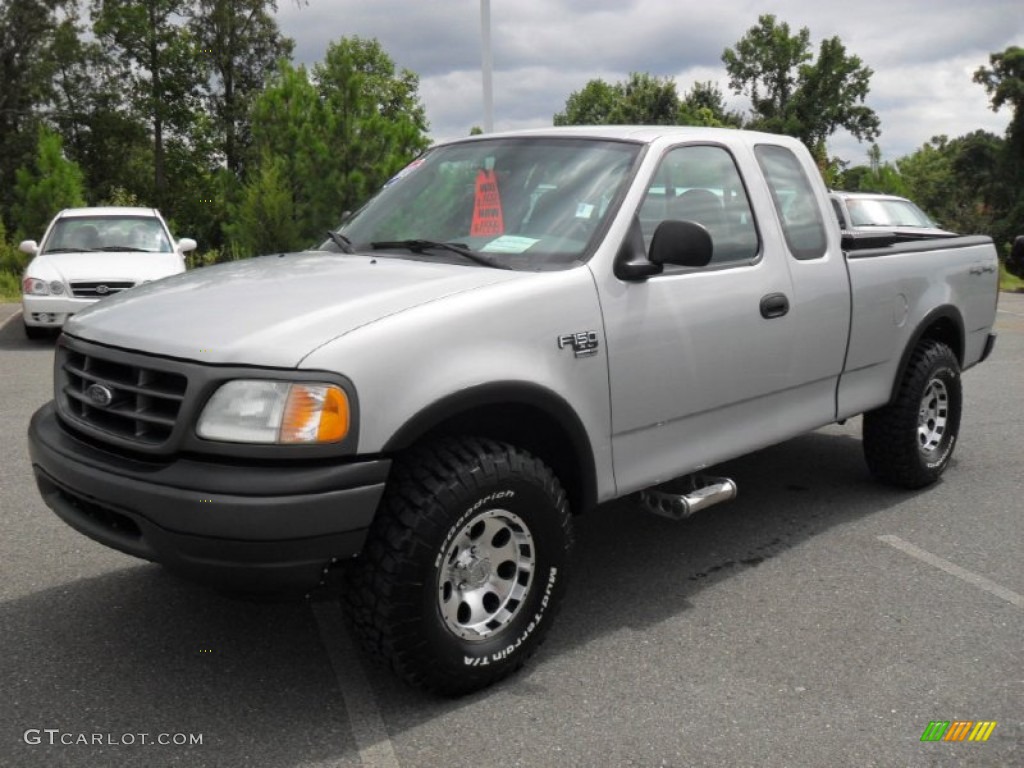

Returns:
470,169,505,237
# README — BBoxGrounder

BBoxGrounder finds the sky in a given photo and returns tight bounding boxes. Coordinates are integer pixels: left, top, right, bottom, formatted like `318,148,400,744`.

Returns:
276,0,1024,166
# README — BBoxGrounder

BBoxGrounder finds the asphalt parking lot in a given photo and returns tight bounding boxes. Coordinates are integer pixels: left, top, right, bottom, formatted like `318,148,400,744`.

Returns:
1,296,1021,768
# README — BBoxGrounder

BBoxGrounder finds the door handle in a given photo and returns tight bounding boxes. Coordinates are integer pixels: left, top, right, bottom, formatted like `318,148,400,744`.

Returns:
760,293,789,319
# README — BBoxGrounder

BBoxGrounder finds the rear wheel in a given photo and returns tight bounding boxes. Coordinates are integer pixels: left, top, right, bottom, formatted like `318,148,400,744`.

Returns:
344,437,572,696
863,339,962,489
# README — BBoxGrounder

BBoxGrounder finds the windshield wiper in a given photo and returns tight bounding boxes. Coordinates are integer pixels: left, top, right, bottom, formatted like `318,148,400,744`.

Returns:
325,230,355,253
43,247,94,253
370,239,511,270
95,246,149,252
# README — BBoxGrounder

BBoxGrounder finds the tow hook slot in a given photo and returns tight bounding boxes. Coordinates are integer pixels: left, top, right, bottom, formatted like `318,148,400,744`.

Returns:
636,475,737,520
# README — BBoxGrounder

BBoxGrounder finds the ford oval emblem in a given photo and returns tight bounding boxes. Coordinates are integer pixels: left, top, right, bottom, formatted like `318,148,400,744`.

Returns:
86,384,114,407
95,285,110,295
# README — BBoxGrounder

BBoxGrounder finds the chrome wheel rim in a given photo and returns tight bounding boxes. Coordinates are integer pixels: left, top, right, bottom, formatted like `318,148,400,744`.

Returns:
438,508,535,641
917,378,949,454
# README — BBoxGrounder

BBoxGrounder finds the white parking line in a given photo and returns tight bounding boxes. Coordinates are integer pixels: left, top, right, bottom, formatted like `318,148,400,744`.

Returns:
0,307,21,331
997,308,1024,317
312,601,401,768
878,535,1024,609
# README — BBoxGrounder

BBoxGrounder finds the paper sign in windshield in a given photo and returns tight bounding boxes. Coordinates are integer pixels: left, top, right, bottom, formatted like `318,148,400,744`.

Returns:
480,235,539,254
471,169,505,237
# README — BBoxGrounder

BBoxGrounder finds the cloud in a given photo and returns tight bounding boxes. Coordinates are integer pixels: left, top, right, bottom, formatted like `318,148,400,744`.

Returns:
277,0,1024,161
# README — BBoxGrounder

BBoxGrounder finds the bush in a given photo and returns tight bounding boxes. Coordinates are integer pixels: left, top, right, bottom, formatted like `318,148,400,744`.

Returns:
0,270,21,301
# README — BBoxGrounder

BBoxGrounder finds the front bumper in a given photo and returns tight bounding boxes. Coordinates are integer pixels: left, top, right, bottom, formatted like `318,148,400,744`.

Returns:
22,295,95,327
28,402,390,592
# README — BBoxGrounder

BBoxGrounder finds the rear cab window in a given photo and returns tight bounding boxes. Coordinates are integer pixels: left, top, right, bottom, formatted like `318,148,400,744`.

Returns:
754,145,828,260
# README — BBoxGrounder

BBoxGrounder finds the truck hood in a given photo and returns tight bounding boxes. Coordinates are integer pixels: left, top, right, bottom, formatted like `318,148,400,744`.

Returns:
30,251,184,283
65,252,527,367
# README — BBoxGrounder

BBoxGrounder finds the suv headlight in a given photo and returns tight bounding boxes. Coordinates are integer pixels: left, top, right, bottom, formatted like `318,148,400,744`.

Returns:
196,380,350,444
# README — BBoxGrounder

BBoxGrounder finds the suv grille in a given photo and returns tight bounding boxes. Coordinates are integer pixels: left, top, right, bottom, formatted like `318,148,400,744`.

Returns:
70,281,135,298
59,346,187,445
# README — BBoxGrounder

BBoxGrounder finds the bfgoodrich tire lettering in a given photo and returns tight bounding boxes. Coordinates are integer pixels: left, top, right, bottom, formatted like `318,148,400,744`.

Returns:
863,339,962,489
344,437,572,696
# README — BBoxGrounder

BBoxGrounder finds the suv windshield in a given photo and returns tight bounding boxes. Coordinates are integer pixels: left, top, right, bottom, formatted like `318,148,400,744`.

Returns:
324,137,642,270
42,216,172,254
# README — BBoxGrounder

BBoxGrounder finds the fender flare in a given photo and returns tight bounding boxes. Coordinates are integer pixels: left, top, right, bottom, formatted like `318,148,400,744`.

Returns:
888,305,964,404
382,381,599,513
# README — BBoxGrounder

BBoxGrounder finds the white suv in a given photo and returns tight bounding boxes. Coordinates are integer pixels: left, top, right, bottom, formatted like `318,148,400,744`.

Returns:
19,207,196,339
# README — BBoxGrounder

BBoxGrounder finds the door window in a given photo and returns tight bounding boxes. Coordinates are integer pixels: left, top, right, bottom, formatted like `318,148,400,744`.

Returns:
639,145,759,266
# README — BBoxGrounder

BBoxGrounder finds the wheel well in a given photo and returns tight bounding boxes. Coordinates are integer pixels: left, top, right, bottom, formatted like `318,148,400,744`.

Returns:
888,308,964,404
386,399,596,516
917,315,963,365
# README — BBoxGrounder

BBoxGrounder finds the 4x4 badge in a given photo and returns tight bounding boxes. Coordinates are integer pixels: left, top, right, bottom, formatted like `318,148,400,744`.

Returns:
557,331,599,358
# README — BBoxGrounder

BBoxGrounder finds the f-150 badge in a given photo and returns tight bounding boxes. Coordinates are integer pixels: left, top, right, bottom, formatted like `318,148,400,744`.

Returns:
557,331,599,358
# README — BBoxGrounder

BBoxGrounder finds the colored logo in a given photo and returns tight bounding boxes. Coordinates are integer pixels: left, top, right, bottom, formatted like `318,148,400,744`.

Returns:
920,720,997,742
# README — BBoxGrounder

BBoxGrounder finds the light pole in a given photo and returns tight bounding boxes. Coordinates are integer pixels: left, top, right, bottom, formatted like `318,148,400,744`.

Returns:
480,0,494,132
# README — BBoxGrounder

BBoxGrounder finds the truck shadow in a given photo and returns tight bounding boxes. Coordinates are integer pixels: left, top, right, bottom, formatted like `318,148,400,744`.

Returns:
2,427,937,766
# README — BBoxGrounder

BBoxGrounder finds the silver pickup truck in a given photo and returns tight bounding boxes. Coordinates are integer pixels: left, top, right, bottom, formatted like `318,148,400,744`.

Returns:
28,127,999,695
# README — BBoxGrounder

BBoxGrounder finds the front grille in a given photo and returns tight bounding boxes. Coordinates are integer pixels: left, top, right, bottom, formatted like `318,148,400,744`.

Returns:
70,281,135,298
59,346,187,445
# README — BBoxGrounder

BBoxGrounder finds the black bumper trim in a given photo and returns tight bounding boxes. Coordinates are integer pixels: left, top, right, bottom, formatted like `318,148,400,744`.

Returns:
979,332,997,365
28,402,390,591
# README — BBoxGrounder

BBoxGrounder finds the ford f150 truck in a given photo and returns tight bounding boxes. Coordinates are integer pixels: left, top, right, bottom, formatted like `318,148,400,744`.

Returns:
28,127,999,695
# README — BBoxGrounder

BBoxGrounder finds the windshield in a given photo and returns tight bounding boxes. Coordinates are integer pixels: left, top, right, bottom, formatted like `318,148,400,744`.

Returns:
846,198,937,228
42,216,173,254
322,137,642,269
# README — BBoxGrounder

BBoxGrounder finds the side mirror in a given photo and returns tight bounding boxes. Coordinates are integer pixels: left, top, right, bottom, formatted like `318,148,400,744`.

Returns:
649,220,713,268
177,237,197,254
19,240,38,256
614,214,662,280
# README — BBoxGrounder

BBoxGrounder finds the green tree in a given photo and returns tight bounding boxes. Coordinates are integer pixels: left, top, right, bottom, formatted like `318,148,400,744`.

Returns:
226,152,301,255
47,11,153,206
191,0,294,176
554,79,617,125
12,127,86,241
974,46,1024,244
92,0,205,208
841,144,908,195
723,15,880,156
974,46,1024,175
0,0,74,228
678,81,744,127
555,73,680,125
898,131,1006,236
245,37,429,247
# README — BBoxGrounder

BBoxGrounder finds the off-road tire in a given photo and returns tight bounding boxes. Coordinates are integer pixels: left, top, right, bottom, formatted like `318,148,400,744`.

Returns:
344,437,572,696
863,339,962,489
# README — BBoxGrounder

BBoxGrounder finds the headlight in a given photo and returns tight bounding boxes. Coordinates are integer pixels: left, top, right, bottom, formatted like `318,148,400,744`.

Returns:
196,380,350,444
23,277,50,295
22,278,66,295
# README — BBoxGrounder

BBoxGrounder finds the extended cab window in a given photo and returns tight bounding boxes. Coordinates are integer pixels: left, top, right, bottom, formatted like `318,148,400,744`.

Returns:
639,145,758,266
754,145,828,260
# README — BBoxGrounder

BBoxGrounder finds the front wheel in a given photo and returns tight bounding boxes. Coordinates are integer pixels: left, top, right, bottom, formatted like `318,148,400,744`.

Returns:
863,339,962,489
344,437,572,696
